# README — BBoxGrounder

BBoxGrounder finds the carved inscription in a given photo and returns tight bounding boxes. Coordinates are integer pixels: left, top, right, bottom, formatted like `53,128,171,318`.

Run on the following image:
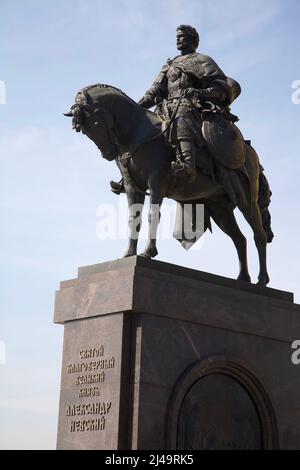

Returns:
67,357,115,374
79,346,104,359
65,345,115,432
67,402,112,416
75,371,105,385
70,417,105,432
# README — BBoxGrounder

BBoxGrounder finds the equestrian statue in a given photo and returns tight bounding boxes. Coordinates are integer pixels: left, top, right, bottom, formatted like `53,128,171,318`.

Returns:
64,25,274,285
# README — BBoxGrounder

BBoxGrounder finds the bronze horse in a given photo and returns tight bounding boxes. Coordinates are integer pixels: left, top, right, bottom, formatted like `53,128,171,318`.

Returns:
65,84,274,285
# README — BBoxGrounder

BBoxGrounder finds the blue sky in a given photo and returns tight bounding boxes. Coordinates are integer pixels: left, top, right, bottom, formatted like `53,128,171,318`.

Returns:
0,0,300,449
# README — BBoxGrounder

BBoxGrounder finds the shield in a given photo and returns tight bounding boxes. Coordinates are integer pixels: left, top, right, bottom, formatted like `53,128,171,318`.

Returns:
202,112,246,169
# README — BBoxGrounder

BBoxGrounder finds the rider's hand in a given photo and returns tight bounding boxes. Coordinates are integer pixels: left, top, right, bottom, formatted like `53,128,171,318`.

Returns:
183,88,196,99
184,88,207,102
138,95,154,109
138,97,147,107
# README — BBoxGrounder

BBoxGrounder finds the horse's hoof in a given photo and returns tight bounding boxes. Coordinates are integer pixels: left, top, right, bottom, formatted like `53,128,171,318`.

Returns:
237,273,251,283
257,281,269,287
140,248,158,259
257,275,270,286
122,251,136,258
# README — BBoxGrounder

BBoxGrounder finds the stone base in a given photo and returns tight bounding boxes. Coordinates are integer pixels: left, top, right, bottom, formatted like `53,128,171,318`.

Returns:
54,256,300,450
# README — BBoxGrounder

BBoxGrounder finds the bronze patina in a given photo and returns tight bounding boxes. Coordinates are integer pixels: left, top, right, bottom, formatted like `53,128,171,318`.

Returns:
64,25,273,285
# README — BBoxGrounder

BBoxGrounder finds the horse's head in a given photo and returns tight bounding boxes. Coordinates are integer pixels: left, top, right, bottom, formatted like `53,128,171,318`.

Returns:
64,86,119,161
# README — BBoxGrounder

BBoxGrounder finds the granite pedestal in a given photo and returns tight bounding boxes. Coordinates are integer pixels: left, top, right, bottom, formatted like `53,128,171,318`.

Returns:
54,256,300,450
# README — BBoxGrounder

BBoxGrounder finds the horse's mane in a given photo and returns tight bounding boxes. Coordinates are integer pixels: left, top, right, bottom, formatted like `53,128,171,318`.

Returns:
75,83,161,128
77,83,139,107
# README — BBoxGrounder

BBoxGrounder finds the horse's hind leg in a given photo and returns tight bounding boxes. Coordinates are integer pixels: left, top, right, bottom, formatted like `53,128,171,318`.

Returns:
208,202,251,283
140,189,163,259
123,191,145,258
243,202,269,286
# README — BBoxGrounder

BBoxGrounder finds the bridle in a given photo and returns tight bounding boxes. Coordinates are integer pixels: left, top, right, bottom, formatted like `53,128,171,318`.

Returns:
64,85,187,196
66,90,120,161
66,84,185,163
90,106,120,161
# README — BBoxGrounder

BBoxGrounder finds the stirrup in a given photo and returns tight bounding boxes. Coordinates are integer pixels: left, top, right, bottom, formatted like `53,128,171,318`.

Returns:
171,160,185,173
110,179,125,195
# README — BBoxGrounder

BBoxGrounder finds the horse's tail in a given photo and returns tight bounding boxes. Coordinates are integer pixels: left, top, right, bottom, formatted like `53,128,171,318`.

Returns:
258,166,274,243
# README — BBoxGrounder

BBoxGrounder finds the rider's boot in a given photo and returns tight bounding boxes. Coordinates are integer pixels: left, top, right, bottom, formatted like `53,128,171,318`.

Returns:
171,139,197,182
110,178,125,195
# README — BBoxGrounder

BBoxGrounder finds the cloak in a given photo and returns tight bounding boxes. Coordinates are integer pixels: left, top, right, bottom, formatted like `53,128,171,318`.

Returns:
153,53,241,105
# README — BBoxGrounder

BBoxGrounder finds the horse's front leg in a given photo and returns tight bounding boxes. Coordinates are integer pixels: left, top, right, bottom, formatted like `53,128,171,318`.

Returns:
123,191,145,258
141,190,163,259
244,201,269,285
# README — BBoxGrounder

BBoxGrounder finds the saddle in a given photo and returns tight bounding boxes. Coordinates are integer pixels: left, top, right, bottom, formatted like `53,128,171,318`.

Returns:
157,98,246,171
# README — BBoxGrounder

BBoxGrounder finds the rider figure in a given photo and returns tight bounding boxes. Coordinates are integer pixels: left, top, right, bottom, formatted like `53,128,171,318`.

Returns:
111,25,241,195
